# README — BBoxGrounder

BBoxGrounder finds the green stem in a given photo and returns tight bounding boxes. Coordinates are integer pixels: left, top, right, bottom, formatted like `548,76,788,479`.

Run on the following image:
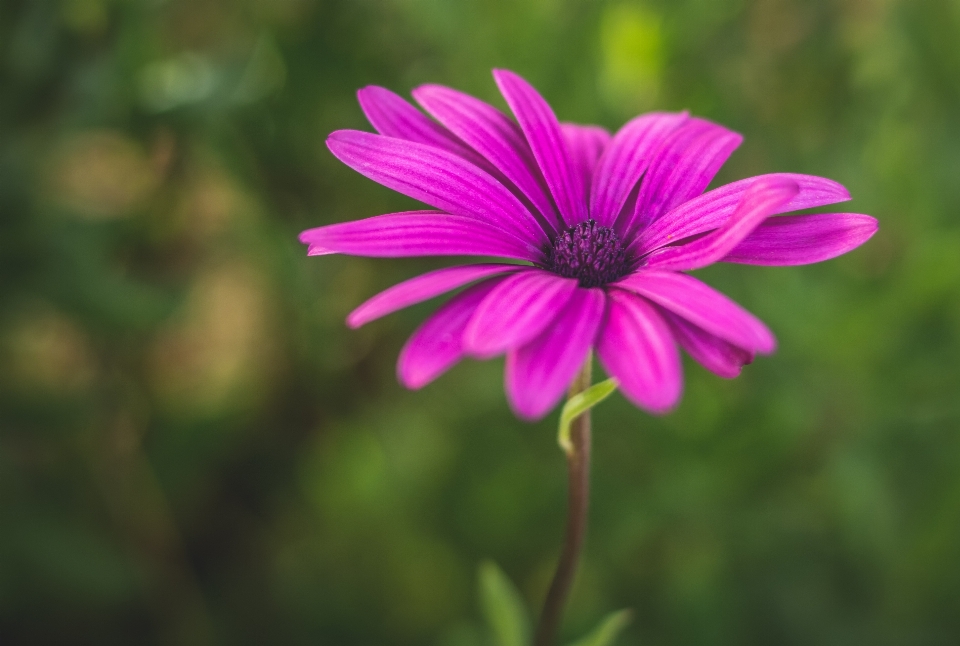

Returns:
534,355,593,646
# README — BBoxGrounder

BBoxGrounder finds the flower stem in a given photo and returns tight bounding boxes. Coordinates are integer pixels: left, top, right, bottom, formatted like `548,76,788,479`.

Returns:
534,354,593,646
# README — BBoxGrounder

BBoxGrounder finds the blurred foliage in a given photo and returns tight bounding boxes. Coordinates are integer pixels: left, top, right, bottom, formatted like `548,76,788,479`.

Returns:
476,561,629,646
2,0,960,644
568,610,632,646
479,561,529,646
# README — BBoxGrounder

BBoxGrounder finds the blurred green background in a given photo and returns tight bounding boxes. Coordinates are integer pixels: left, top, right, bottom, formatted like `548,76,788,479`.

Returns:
2,0,959,643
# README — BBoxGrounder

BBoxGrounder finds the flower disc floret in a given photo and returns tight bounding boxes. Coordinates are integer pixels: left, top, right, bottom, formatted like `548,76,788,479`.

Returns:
547,220,629,288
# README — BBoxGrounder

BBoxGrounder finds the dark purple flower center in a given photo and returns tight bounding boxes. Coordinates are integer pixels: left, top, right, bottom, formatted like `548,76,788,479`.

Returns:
547,219,629,287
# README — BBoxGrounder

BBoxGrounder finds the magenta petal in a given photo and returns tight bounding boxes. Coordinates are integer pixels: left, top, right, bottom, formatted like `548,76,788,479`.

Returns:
505,288,606,420
326,130,548,246
463,270,578,357
636,173,851,255
643,177,799,272
616,271,776,353
723,213,878,266
413,84,562,230
661,309,754,378
562,123,611,200
493,69,588,226
619,118,743,237
347,263,523,329
596,289,682,414
298,211,541,261
397,278,506,389
357,86,483,165
590,112,687,226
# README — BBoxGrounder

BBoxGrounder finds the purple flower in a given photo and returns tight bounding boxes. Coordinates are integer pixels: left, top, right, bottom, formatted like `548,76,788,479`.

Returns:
300,70,877,420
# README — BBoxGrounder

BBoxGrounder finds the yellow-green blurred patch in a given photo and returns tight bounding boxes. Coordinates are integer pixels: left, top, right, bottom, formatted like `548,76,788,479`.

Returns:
599,3,662,114
46,131,161,219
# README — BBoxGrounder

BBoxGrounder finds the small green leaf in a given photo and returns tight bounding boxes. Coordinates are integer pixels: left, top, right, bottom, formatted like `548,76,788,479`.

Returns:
558,378,618,455
567,609,632,646
478,561,529,646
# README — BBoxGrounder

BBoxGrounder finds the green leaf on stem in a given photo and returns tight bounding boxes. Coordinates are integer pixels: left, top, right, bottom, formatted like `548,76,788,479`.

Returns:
566,609,632,646
557,378,618,455
478,560,529,646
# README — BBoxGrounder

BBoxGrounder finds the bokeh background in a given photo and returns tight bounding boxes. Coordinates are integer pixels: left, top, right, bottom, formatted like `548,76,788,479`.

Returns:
2,0,960,643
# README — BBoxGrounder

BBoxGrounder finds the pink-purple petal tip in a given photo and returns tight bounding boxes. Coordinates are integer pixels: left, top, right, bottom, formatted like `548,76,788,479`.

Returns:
723,213,878,266
347,264,522,329
616,271,776,354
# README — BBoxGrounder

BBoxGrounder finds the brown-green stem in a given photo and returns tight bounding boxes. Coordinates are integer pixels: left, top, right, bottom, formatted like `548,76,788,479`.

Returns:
534,355,593,646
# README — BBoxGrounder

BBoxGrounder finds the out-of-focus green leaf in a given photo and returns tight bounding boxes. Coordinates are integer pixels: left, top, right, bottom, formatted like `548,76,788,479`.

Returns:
478,561,529,646
558,379,618,455
567,610,632,646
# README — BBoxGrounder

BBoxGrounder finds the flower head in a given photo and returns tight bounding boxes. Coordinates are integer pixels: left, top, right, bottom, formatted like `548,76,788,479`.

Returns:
300,70,877,420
